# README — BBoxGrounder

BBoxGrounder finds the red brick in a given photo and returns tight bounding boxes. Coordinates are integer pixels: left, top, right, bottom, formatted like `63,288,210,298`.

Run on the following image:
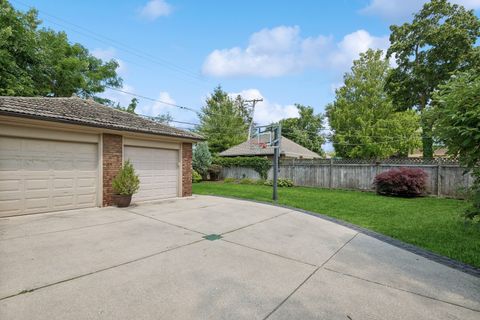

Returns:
103,134,123,206
182,143,192,197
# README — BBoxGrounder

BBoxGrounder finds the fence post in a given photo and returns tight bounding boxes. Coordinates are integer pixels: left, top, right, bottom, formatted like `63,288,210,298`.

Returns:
437,163,441,197
329,158,333,189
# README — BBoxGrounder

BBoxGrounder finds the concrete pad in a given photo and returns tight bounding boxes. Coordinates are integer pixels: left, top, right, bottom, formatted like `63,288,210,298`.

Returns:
0,240,316,320
134,198,292,235
0,207,134,240
128,195,230,216
324,233,480,311
0,216,200,299
224,211,357,266
269,268,479,320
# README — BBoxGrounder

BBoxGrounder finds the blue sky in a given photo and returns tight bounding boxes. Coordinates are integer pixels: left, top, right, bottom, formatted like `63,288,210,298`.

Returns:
11,0,480,140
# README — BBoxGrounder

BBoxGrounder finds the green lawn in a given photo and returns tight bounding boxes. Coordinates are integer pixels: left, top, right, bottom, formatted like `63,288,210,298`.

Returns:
193,182,480,268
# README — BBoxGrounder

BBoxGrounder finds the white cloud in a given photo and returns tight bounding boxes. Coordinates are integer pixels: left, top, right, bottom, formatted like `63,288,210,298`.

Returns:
202,26,387,78
229,89,299,125
137,91,176,116
202,26,330,77
138,0,173,21
360,0,480,21
91,47,127,75
328,30,389,71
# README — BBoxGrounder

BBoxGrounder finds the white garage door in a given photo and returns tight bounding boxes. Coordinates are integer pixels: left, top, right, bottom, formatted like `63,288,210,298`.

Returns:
125,146,179,202
0,136,98,217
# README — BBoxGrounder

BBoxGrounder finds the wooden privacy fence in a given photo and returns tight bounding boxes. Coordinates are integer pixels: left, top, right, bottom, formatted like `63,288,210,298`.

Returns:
221,158,475,198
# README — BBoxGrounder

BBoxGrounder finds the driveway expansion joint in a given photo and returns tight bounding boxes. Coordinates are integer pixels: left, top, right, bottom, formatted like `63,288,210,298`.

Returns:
263,266,321,320
0,217,138,242
124,209,207,235
220,210,292,236
322,267,480,313
204,195,480,278
220,238,317,268
0,238,205,302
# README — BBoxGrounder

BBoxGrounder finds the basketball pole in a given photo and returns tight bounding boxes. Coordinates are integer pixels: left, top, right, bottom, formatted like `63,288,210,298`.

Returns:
272,123,281,202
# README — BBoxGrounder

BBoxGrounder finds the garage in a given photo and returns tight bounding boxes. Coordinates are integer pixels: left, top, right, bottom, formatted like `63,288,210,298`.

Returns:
125,146,179,202
0,136,98,217
0,96,202,216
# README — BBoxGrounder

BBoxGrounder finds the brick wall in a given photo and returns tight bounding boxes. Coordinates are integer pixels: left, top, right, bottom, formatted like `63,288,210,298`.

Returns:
103,134,123,206
182,143,193,197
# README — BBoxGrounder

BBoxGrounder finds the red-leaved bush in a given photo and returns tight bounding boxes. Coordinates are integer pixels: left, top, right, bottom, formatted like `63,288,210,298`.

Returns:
373,167,428,197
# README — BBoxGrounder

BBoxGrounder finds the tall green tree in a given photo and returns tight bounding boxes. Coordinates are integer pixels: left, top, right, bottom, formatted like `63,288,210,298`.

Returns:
326,49,421,159
386,0,480,158
197,86,250,154
280,104,325,156
432,70,480,220
0,0,122,98
114,98,138,114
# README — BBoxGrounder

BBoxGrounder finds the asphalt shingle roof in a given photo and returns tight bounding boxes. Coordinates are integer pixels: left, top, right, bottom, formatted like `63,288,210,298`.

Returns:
0,96,202,140
219,135,321,159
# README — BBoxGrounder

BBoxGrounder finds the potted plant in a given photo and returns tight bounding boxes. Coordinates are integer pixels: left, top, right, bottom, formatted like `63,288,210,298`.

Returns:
112,160,140,207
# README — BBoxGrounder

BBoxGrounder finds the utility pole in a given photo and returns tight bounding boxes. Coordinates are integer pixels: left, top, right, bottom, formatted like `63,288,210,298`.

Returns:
245,98,263,140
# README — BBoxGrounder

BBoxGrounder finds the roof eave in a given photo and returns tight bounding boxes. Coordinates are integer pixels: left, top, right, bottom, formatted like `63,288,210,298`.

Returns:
0,110,204,142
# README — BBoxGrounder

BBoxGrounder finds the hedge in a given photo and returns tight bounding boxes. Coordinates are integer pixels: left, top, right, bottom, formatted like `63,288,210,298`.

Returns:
213,156,271,179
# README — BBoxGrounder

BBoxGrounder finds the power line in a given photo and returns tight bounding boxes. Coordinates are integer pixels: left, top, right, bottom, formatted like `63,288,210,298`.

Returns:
106,86,200,114
11,0,213,88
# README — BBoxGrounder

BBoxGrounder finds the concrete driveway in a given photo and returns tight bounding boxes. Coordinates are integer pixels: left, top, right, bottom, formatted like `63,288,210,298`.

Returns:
0,195,478,320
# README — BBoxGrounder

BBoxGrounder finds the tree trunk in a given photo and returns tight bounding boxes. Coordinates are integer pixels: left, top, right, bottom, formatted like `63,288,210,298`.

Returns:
422,129,434,159
419,94,434,159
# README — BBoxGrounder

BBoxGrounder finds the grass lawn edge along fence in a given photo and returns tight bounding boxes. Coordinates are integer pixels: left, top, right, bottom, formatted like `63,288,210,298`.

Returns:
193,182,480,269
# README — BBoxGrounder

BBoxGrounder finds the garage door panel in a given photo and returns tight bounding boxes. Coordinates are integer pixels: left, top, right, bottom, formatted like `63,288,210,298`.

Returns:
0,179,21,192
125,146,179,202
0,136,98,217
0,200,21,214
26,179,49,190
25,197,49,210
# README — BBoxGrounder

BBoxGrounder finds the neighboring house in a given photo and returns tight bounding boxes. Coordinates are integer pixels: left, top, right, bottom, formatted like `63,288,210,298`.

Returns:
408,148,448,158
0,96,202,217
219,136,321,159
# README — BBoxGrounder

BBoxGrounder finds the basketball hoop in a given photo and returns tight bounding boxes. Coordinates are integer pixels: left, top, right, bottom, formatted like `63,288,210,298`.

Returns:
250,141,268,149
251,123,282,202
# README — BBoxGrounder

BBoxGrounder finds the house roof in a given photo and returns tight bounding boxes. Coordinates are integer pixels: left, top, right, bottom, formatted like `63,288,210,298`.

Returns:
0,96,202,141
219,136,321,159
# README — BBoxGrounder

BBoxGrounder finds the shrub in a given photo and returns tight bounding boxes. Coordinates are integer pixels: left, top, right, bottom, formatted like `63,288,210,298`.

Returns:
464,185,480,222
192,170,202,183
374,167,427,197
255,179,266,185
264,178,294,187
193,142,212,179
223,177,236,183
213,156,271,179
112,160,140,195
239,178,255,185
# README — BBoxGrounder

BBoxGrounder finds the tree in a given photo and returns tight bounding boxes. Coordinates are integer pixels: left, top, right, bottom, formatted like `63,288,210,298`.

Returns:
432,70,480,220
114,98,138,114
192,142,212,179
197,86,250,154
280,104,325,156
0,0,122,98
153,112,173,124
386,0,480,158
326,49,421,159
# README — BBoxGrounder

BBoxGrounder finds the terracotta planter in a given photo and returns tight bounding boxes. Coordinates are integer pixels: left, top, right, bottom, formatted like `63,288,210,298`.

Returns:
113,194,132,207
